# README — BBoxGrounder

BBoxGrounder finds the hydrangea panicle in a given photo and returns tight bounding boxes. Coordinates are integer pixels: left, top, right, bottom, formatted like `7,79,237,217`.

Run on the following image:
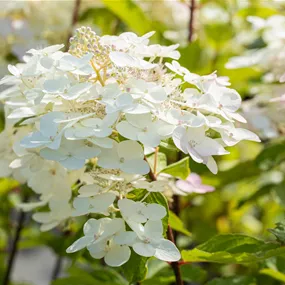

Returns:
0,26,259,266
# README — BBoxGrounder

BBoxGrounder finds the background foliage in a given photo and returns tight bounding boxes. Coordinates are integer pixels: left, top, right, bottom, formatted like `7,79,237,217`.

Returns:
1,0,285,284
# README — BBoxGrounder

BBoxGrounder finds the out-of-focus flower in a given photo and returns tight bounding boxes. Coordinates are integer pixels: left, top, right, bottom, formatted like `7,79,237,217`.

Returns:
175,173,215,195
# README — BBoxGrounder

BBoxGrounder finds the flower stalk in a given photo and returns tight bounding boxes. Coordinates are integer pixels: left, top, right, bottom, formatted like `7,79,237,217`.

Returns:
147,160,183,285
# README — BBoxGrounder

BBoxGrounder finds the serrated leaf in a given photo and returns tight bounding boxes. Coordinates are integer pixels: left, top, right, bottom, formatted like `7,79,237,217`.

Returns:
182,234,285,264
160,157,190,180
169,211,191,237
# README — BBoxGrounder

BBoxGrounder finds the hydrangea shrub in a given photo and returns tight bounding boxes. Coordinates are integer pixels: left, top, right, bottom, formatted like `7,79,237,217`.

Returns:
0,27,260,269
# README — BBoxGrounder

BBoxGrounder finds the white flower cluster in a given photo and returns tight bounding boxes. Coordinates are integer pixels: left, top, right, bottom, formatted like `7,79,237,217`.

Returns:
227,15,285,138
227,15,285,82
0,26,259,266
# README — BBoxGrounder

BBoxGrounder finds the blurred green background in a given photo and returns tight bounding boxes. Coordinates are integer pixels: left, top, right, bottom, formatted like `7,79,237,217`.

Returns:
1,0,285,285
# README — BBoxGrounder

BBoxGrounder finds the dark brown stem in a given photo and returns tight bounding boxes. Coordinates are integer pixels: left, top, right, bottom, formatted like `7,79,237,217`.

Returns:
146,158,183,285
66,0,82,50
51,229,71,281
188,0,196,42
3,193,28,285
167,226,183,285
51,255,63,281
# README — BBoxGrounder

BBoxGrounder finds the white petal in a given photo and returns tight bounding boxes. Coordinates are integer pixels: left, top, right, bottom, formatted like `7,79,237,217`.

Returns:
121,159,150,175
97,149,120,169
8,64,21,77
73,146,101,159
146,86,167,103
187,146,203,163
233,128,260,142
87,240,107,258
72,197,90,216
206,156,218,174
114,231,137,246
110,51,157,69
154,239,181,262
118,199,147,223
66,236,94,253
116,121,139,140
63,82,92,100
195,137,229,157
144,220,163,237
104,245,131,267
137,131,161,147
32,212,52,223
143,204,166,221
89,193,116,213
133,242,156,257
40,112,64,137
125,113,152,128
60,157,85,170
101,218,125,240
83,218,103,236
78,184,101,197
7,107,36,119
88,137,114,149
117,140,144,160
39,148,65,161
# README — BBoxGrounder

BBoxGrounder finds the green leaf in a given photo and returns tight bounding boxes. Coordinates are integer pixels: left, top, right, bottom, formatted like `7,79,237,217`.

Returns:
205,23,234,46
237,184,274,208
102,0,153,35
256,140,285,170
268,222,285,244
147,152,167,174
121,250,148,284
182,234,285,264
160,157,190,180
260,268,285,283
237,6,277,18
273,182,285,207
169,211,191,237
0,178,19,195
142,263,207,285
159,140,179,164
203,160,261,188
180,263,207,283
206,276,256,285
80,8,119,35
